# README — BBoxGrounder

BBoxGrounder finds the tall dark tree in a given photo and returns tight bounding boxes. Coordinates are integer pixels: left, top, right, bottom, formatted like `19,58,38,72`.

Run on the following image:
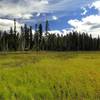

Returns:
38,23,43,50
34,24,39,50
30,26,33,49
24,24,30,50
45,20,49,36
14,19,16,35
10,27,13,34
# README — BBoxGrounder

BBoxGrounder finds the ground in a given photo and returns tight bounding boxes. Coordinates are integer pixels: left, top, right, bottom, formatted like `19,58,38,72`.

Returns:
0,51,99,100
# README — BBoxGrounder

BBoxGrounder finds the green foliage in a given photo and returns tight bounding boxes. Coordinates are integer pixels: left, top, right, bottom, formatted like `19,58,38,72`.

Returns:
0,52,99,100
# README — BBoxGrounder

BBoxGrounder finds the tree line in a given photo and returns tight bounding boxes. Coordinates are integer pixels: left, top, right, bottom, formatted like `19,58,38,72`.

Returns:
0,19,100,51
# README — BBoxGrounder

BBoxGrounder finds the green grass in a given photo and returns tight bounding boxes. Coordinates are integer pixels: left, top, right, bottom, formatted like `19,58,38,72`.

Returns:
0,51,99,100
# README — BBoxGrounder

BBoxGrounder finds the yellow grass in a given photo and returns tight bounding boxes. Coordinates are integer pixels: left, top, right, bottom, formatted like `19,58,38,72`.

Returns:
0,51,99,100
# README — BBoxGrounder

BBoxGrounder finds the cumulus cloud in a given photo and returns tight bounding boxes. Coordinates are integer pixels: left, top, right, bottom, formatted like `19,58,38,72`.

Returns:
68,15,100,37
0,0,95,19
0,19,22,31
0,0,49,19
91,0,100,11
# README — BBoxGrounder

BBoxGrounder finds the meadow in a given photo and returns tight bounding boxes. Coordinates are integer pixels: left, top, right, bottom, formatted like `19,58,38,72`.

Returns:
0,51,99,100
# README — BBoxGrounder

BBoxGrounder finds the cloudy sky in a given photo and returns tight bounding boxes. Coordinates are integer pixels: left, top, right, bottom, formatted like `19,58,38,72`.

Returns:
0,0,100,37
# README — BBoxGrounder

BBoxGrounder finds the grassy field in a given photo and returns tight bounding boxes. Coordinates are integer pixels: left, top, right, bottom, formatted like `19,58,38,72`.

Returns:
0,51,99,100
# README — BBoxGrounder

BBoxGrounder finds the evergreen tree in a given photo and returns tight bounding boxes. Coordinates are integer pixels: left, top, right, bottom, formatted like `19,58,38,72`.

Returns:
38,23,43,50
30,26,33,49
45,20,49,36
24,24,30,50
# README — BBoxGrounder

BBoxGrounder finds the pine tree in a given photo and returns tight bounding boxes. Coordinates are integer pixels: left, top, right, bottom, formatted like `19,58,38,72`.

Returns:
45,20,49,36
38,23,43,50
24,24,30,50
30,26,33,49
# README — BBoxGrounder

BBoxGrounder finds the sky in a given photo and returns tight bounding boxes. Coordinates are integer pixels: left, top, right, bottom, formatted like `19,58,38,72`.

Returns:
0,0,100,37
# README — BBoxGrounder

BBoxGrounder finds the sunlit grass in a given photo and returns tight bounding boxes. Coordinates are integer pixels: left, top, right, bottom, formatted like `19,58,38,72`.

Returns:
0,51,99,100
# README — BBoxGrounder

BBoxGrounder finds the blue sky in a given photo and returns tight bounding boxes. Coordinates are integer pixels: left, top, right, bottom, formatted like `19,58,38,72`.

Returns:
0,0,100,37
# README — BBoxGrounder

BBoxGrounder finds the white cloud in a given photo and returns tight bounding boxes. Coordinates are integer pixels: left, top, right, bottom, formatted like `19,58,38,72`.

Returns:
49,30,62,35
16,14,33,19
91,0,100,16
36,13,41,17
0,0,49,19
48,28,74,36
0,0,95,19
68,15,100,37
0,18,35,34
52,16,58,20
0,19,23,31
91,0,100,11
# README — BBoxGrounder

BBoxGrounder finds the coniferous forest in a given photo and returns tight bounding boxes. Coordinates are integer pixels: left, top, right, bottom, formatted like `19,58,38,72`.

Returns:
0,19,100,51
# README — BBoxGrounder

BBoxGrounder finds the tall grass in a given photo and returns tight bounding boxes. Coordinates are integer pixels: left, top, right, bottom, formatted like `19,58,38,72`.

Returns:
0,51,99,100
